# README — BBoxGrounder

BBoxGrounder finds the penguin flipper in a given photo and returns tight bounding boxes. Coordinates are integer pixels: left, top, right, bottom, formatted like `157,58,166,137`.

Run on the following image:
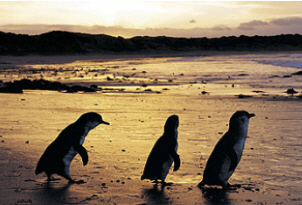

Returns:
173,154,180,171
225,148,238,171
74,144,88,166
169,150,180,171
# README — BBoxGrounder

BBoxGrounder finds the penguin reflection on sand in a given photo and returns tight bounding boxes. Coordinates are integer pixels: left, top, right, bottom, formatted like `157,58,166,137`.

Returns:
141,115,180,185
198,111,255,189
35,112,110,183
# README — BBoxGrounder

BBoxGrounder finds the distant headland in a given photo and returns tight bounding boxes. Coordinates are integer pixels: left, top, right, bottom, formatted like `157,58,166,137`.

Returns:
1,31,302,55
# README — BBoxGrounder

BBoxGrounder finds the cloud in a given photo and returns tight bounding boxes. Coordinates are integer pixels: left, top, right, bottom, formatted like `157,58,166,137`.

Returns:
270,17,302,26
233,17,302,36
237,17,302,33
237,20,269,30
1,16,302,39
0,24,215,38
211,25,232,31
240,20,269,27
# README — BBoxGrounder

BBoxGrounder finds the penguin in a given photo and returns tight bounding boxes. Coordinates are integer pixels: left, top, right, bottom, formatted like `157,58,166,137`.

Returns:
141,115,180,185
198,111,255,189
35,112,110,183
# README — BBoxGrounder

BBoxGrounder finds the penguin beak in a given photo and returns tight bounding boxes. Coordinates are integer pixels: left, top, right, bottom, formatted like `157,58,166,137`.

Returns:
248,113,255,119
101,120,110,125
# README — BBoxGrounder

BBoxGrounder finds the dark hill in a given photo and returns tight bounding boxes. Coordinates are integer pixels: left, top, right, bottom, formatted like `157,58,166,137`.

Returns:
1,31,302,55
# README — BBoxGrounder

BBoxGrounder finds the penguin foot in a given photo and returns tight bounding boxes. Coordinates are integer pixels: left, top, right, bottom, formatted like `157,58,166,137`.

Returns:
75,180,86,184
68,179,86,184
225,183,241,190
47,177,61,182
68,180,76,184
151,180,173,187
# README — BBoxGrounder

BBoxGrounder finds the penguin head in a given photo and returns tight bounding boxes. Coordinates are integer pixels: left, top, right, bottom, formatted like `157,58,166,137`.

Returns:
229,111,255,132
78,112,110,129
164,115,179,133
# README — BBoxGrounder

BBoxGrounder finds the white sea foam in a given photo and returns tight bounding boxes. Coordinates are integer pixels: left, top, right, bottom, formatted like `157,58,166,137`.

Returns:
255,53,302,69
257,60,302,69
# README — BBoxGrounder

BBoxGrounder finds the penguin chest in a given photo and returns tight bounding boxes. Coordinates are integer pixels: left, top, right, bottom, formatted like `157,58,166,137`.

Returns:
63,147,77,166
161,157,173,180
79,134,87,145
160,143,177,180
79,129,89,144
233,138,246,158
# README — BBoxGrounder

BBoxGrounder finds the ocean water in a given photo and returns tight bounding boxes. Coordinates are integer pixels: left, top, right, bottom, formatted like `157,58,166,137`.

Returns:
254,53,302,69
153,53,302,89
83,52,302,90
1,52,302,91
173,52,302,70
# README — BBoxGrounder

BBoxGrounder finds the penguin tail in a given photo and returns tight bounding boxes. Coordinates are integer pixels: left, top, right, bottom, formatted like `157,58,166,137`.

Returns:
35,159,45,175
35,167,42,175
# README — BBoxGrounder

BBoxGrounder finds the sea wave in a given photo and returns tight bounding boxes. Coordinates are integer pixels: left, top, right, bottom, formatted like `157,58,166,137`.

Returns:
255,54,302,69
256,60,302,69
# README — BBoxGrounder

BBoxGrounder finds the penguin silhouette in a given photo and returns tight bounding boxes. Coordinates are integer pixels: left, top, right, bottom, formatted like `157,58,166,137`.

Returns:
198,111,255,189
141,115,180,185
35,112,109,183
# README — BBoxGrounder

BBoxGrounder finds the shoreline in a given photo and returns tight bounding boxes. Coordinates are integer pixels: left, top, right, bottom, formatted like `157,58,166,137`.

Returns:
1,50,302,68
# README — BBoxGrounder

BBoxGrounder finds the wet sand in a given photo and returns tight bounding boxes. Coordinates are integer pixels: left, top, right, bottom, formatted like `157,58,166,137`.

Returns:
0,54,302,205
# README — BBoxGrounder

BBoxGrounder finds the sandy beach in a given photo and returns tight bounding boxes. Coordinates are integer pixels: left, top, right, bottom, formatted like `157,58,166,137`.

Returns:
0,53,302,205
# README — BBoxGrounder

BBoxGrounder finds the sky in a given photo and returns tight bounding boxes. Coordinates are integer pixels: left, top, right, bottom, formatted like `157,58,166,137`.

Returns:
1,1,302,38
